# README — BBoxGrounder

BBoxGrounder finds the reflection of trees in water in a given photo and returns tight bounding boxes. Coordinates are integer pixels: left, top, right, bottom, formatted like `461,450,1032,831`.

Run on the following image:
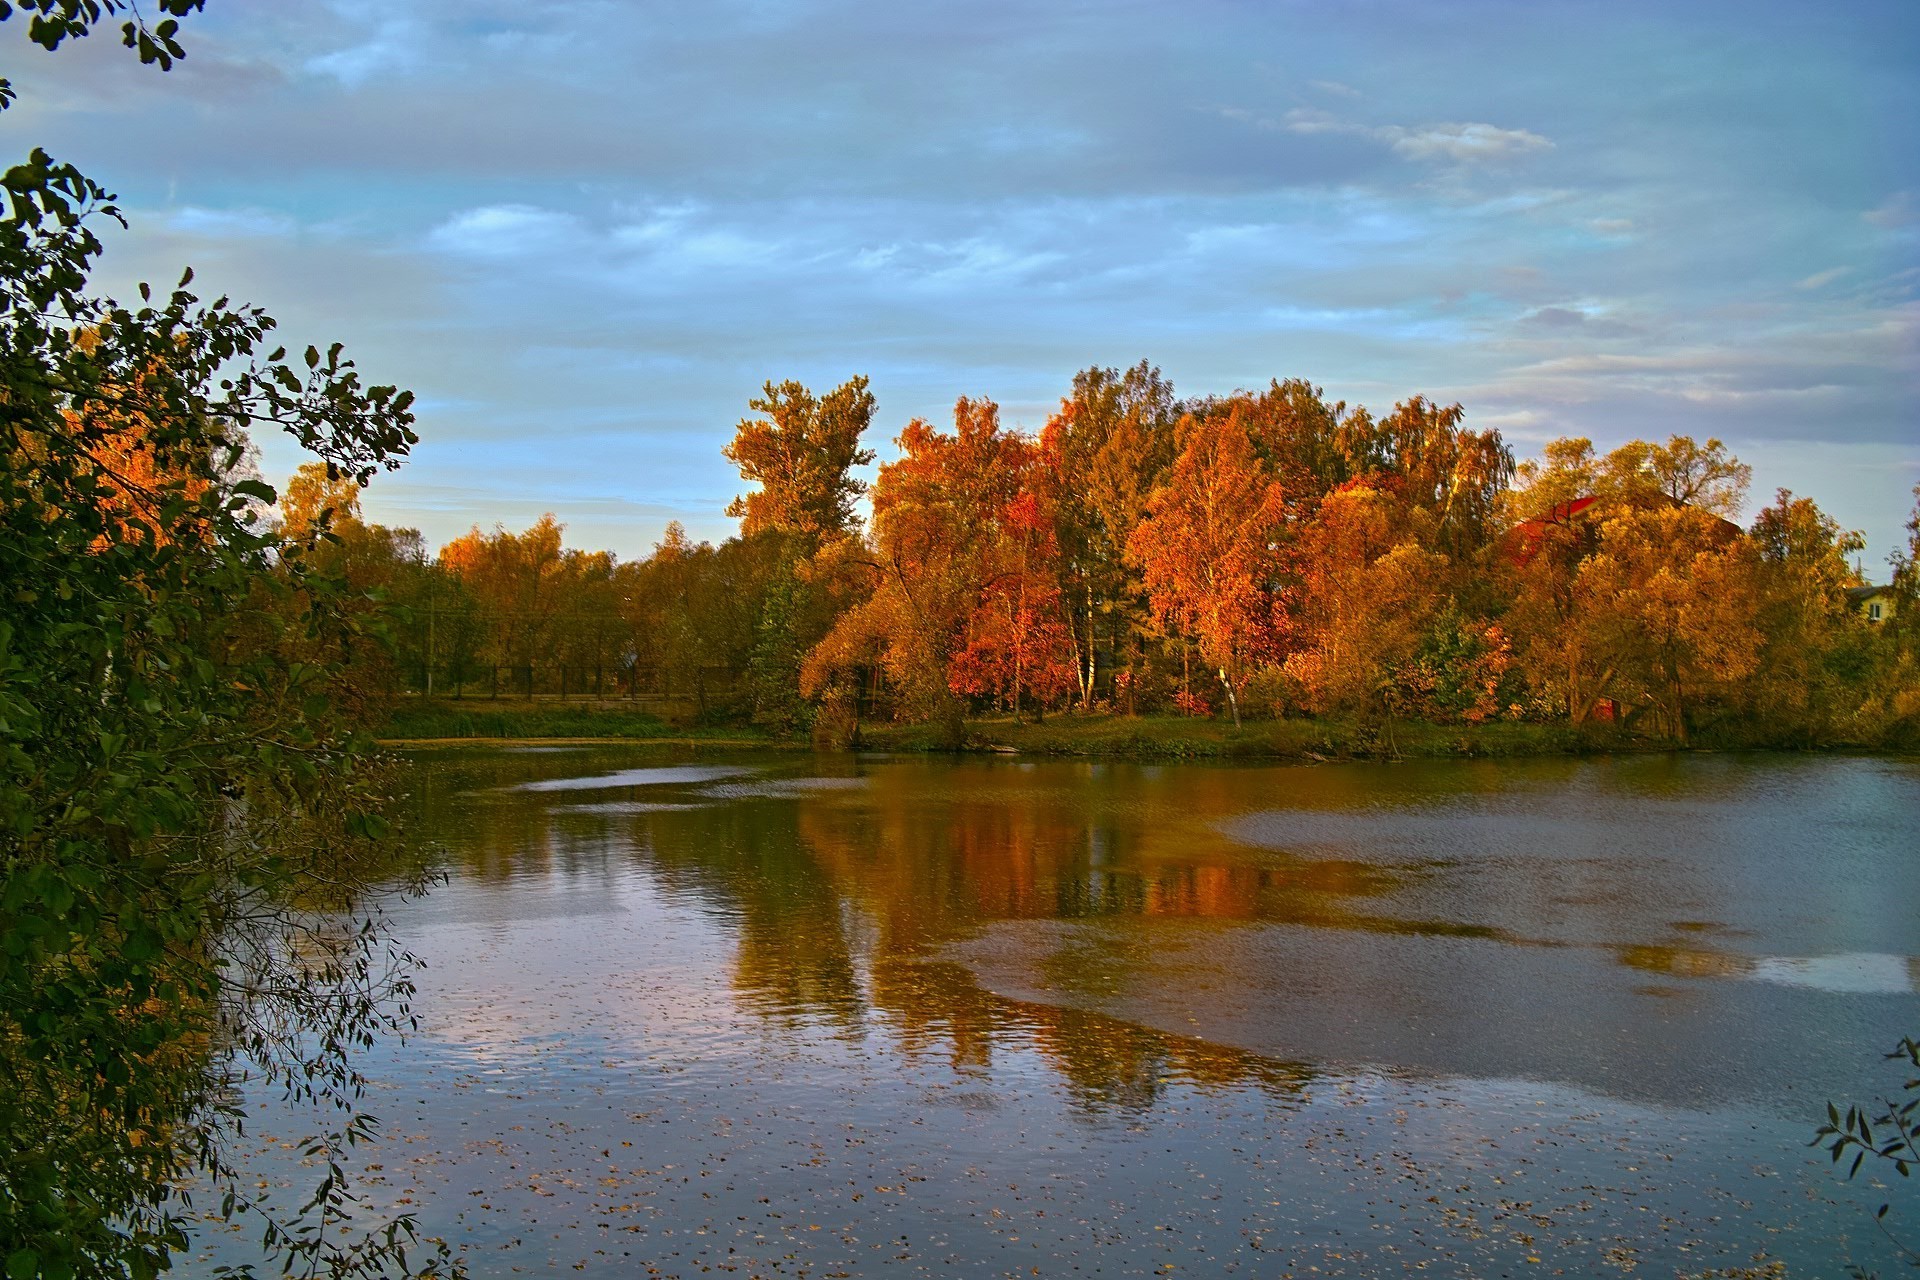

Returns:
1029,1000,1315,1116
790,777,1416,946
637,802,868,1033
441,755,1381,1119
782,788,1325,1117
872,960,1002,1078
5,788,444,1278
871,958,1315,1117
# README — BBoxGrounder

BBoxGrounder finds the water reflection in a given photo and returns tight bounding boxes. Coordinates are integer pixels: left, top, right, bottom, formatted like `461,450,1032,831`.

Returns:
1625,946,1920,994
407,747,1920,1117
180,747,1920,1279
511,764,752,791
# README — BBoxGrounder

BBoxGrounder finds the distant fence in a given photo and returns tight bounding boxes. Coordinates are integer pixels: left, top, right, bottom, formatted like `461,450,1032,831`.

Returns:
401,664,743,702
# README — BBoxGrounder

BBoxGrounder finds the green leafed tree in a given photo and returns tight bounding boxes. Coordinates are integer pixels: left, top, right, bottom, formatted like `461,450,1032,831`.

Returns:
0,6,455,1277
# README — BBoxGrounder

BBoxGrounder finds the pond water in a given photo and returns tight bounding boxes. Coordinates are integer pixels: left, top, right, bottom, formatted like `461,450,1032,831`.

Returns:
192,748,1920,1277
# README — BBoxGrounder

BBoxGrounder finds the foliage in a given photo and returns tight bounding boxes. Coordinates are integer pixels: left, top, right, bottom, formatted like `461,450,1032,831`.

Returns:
1126,407,1287,727
0,7,456,1275
276,347,1909,754
1403,606,1516,724
1745,489,1871,744
1280,482,1443,722
336,372,1911,756
747,566,813,736
1813,1034,1920,1273
801,396,1037,734
1040,361,1179,707
723,376,876,540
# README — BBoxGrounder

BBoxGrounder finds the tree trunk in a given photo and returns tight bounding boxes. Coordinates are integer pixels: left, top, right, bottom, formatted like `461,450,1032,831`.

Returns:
1082,584,1096,709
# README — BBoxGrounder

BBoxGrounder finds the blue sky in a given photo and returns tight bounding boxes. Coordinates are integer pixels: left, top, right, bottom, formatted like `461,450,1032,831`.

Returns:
11,0,1917,568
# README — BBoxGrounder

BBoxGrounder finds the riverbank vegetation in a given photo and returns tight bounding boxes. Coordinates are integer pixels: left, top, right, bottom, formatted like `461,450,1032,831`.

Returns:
333,369,1919,755
1,7,452,1277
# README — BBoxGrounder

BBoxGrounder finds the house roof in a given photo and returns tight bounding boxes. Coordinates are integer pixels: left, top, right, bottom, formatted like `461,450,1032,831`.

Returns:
1846,584,1893,602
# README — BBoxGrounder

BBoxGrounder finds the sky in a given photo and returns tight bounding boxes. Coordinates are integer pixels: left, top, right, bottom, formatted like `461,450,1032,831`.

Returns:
8,0,1917,569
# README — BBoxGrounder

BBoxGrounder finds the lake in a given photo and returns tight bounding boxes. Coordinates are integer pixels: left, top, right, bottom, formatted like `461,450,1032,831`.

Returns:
190,747,1920,1276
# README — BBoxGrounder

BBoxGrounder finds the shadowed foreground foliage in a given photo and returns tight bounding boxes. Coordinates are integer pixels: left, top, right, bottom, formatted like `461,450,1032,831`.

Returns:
1,5,455,1276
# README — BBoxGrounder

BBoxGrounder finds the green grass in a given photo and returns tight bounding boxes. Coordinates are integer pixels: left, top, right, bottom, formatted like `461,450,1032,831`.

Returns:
383,699,1865,761
378,699,775,743
857,712,1619,760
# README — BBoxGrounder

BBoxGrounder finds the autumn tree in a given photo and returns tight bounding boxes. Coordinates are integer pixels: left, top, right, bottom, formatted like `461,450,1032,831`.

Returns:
948,487,1079,718
279,458,363,542
1233,378,1373,503
724,376,877,541
803,397,1044,734
1040,361,1179,705
1601,435,1751,518
1502,434,1759,732
1886,485,1920,649
1371,396,1514,565
1126,408,1287,726
438,514,567,671
1510,434,1748,527
1745,490,1870,742
1867,486,1920,746
1570,504,1763,742
1279,481,1449,726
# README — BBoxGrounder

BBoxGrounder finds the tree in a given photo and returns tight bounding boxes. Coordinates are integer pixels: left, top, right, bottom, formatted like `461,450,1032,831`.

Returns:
1572,504,1763,742
439,514,567,670
1280,481,1449,728
1746,490,1870,743
1041,361,1178,706
948,488,1079,718
1889,485,1920,649
280,459,364,542
1372,396,1513,565
1126,408,1287,726
1602,435,1751,519
724,376,877,540
1235,377,1370,504
802,397,1035,734
1,7,450,1276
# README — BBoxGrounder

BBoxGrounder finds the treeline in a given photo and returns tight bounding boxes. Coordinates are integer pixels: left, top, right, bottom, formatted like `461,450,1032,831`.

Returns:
311,364,1920,748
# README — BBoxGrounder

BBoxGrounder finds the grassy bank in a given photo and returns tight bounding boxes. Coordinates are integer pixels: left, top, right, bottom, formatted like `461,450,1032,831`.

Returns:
377,699,777,744
379,700,1903,760
855,713,1616,760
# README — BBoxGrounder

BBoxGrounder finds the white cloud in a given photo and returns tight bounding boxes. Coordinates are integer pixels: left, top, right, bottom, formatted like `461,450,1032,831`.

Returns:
1796,266,1849,290
304,17,426,86
1277,107,1345,136
1308,79,1362,99
1380,121,1551,164
166,207,297,239
427,205,582,257
1865,191,1917,229
1274,108,1550,166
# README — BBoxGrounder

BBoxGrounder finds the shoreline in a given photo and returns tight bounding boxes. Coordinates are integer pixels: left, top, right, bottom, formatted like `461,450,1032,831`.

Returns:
376,702,1911,761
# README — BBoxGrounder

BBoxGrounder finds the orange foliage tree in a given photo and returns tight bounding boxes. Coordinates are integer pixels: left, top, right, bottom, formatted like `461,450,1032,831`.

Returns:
1126,408,1287,726
438,514,569,669
1280,480,1448,723
803,397,1076,729
724,376,876,540
948,487,1080,717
